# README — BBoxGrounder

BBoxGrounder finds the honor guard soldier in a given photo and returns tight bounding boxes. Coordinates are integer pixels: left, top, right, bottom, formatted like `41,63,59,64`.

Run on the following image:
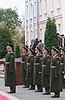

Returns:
21,46,29,88
26,48,35,90
5,43,17,93
50,46,62,98
60,48,65,88
34,46,43,92
41,46,51,95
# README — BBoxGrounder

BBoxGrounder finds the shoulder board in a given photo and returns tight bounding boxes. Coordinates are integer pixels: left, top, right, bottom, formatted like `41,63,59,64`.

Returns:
56,56,59,58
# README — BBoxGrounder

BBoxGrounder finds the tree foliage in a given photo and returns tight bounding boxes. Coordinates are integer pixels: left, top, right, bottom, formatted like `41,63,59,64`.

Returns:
44,18,59,52
0,26,13,58
0,8,22,58
0,8,22,29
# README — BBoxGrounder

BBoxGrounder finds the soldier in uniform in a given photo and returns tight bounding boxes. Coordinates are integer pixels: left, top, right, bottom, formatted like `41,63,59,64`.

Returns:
41,46,51,95
34,46,43,92
60,48,65,88
5,43,17,93
21,46,29,88
26,48,35,90
50,46,62,98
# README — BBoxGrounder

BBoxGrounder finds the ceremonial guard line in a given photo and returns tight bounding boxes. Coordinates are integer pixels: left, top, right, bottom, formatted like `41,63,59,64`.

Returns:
20,44,65,98
4,40,65,98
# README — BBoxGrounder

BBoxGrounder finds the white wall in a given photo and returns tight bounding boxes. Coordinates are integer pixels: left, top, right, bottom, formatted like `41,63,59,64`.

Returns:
62,0,65,35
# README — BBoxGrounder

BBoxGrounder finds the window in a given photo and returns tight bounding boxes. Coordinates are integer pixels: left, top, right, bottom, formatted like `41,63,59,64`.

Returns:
28,31,30,47
44,13,47,19
39,0,42,15
40,29,42,39
50,0,53,11
34,27,37,39
44,0,47,14
56,0,60,15
30,18,32,24
30,3,33,18
57,0,60,9
31,30,33,39
57,8,60,15
26,20,28,25
34,17,36,23
57,24,60,33
26,4,28,19
34,2,36,17
50,11,53,18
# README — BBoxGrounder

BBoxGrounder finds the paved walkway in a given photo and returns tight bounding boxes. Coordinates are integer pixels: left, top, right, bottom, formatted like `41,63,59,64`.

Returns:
0,90,19,100
0,64,65,100
0,77,65,100
0,64,4,75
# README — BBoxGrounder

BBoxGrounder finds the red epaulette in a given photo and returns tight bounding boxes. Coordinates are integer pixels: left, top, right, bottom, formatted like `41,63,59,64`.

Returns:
56,55,59,58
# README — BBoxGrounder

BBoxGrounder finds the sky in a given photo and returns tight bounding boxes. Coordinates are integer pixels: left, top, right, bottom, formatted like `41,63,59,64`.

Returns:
0,0,25,19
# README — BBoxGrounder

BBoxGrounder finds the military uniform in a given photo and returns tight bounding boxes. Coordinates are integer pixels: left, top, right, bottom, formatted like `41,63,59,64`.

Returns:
5,44,17,93
21,54,27,84
50,47,62,98
63,55,65,88
34,47,43,92
41,54,51,94
60,55,64,89
21,46,28,88
60,48,65,88
26,49,35,90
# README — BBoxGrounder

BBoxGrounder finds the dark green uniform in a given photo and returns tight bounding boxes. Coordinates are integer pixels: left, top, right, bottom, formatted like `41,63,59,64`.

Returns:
60,48,65,88
41,54,50,94
62,55,65,88
21,54,26,83
60,55,64,89
5,52,17,93
26,55,34,89
34,54,43,92
50,55,62,97
21,53,28,87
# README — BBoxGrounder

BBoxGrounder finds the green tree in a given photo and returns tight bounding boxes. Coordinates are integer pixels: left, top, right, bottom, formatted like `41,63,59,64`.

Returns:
15,43,20,58
44,18,59,52
0,8,4,22
0,8,22,40
0,26,13,58
0,8,22,29
0,8,23,51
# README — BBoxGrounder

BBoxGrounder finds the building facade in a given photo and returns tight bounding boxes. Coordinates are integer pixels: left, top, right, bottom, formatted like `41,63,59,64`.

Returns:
25,0,65,46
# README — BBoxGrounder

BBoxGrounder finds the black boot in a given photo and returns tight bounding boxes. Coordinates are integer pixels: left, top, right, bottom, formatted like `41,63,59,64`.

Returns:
28,85,35,90
51,92,60,98
10,86,16,93
35,85,42,92
43,87,50,95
